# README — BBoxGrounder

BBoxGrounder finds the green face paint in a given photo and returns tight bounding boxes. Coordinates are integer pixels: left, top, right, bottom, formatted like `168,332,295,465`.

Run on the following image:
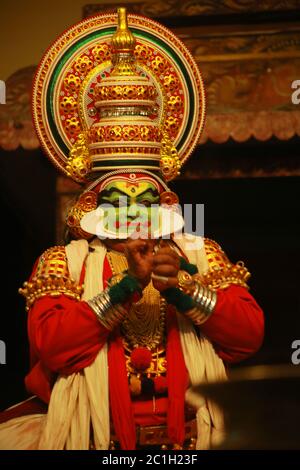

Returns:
98,180,160,237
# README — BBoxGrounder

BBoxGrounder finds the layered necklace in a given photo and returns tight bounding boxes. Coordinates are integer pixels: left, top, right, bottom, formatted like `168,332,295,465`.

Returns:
106,249,168,398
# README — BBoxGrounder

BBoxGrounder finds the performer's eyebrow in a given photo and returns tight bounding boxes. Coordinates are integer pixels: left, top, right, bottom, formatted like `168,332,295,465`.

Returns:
99,187,159,202
98,188,128,202
136,188,159,198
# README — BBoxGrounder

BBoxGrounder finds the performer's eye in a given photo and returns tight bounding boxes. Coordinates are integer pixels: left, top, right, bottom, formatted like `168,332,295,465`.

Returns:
112,198,128,207
137,200,152,207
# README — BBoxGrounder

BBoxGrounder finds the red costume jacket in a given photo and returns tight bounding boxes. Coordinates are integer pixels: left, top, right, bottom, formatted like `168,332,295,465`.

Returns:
0,244,264,442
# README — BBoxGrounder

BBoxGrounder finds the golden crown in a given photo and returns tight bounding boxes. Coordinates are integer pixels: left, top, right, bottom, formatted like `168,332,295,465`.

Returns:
33,8,205,184
66,8,178,183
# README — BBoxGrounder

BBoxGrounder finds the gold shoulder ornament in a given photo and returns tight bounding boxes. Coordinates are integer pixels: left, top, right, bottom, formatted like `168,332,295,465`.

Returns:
197,238,251,290
19,246,83,311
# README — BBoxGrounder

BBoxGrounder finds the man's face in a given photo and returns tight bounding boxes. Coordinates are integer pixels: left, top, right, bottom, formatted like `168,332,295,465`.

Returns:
98,179,160,238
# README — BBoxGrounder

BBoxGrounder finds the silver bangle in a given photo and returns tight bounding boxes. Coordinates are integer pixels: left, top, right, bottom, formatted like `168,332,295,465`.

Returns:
185,281,217,325
87,289,126,331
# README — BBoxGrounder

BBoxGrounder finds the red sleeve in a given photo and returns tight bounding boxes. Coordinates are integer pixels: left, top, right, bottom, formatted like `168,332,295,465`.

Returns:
200,285,264,364
28,295,110,375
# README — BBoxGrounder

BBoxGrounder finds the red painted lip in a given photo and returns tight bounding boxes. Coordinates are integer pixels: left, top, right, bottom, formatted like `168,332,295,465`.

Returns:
115,220,151,228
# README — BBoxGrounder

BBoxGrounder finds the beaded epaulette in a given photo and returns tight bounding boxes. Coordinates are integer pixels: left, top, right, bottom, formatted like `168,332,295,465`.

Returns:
19,246,83,311
197,239,251,290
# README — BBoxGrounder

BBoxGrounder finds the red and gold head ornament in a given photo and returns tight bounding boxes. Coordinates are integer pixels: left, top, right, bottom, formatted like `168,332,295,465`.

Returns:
33,7,206,185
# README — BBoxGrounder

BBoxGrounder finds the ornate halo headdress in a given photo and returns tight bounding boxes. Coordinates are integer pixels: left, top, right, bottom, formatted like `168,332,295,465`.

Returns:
32,7,206,238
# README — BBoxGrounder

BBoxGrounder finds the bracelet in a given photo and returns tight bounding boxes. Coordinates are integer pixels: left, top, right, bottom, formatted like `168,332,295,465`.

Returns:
185,282,217,324
176,269,217,320
87,289,124,330
88,274,141,330
166,268,217,323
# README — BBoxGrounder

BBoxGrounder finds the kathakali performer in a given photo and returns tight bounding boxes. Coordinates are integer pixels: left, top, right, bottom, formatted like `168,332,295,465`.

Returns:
0,8,264,450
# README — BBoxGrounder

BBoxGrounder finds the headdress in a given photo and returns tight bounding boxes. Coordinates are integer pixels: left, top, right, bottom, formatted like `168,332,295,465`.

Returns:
32,8,206,238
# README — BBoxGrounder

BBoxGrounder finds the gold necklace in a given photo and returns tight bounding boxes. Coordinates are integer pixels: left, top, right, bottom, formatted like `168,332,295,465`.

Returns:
107,249,168,401
122,283,166,349
106,250,166,350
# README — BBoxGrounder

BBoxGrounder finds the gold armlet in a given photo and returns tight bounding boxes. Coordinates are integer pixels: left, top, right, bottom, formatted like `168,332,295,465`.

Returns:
197,261,251,290
19,275,83,311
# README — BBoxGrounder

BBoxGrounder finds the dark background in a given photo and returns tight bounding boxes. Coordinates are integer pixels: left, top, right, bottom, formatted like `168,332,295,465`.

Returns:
0,141,299,410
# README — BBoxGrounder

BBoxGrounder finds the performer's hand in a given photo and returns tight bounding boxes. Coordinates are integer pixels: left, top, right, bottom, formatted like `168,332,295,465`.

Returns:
125,238,155,288
151,242,180,291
